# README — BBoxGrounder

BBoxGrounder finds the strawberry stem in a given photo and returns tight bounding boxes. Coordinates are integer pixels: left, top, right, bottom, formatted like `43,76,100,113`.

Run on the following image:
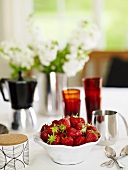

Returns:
47,134,56,144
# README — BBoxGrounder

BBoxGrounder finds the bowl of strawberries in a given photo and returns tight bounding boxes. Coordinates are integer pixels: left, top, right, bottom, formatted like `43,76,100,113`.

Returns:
33,116,101,165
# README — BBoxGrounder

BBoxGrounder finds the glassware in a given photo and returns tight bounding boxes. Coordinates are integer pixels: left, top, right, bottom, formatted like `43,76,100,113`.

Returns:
62,89,81,116
83,77,102,123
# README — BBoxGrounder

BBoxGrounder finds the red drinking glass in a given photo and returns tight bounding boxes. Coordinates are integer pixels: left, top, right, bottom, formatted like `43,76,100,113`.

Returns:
62,89,80,101
83,77,102,123
63,99,81,116
85,97,102,124
83,77,102,98
62,89,81,116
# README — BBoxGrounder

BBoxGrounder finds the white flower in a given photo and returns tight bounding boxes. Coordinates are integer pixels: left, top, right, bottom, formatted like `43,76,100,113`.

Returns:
0,40,35,70
61,20,100,77
63,59,82,77
37,40,59,66
63,53,89,77
69,20,100,51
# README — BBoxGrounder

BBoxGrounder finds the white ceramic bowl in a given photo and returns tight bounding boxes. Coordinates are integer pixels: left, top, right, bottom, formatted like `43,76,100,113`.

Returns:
33,132,101,165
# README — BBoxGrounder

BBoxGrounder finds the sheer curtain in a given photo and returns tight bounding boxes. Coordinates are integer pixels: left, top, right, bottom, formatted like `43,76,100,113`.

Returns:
0,0,33,77
0,0,33,42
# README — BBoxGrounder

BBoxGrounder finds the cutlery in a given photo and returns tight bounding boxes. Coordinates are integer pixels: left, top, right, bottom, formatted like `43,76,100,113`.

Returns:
101,145,128,167
103,146,125,169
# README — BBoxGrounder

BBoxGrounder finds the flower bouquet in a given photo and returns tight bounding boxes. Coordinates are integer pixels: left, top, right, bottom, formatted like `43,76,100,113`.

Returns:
29,19,100,77
0,16,100,78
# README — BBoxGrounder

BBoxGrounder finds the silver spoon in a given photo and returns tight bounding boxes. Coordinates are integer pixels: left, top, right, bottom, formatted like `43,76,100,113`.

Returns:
104,146,125,169
101,145,128,167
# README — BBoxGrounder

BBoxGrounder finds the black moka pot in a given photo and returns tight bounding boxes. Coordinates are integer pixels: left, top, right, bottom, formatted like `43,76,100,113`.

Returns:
0,71,37,131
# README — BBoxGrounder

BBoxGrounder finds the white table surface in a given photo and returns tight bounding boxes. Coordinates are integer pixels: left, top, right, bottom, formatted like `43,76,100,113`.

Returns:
0,87,128,170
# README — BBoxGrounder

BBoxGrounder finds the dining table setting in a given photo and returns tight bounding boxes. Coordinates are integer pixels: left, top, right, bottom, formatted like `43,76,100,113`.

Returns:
0,11,127,169
0,83,128,170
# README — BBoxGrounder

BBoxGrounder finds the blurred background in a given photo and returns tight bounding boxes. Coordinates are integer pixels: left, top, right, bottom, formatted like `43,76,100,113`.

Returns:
0,0,128,86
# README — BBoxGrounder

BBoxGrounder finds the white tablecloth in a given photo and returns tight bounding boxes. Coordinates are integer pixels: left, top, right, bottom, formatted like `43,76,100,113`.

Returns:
0,87,128,170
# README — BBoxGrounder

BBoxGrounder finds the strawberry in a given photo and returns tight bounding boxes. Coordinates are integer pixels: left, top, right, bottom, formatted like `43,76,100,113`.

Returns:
40,130,49,142
74,136,86,146
67,127,82,139
52,119,60,125
87,124,98,131
70,116,85,127
59,116,71,132
60,132,67,139
87,124,101,138
85,130,98,143
40,124,49,132
47,134,60,145
75,122,87,132
47,123,60,135
61,136,74,146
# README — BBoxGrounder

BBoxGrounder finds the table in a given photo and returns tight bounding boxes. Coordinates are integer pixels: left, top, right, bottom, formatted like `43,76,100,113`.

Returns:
0,87,128,170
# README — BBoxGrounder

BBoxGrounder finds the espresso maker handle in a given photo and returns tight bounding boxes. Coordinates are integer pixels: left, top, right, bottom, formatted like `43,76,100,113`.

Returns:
0,78,9,102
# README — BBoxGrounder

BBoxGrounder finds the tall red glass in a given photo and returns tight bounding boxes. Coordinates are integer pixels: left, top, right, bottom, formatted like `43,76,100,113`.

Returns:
83,77,102,124
85,97,102,124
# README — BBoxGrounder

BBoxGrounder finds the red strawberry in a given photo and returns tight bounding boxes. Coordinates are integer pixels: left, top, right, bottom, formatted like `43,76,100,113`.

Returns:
87,124,98,131
87,124,101,138
47,134,60,145
85,130,98,143
75,122,87,132
74,136,86,146
47,123,60,135
52,119,60,125
40,124,49,132
59,116,71,132
60,132,67,139
70,116,85,127
61,136,74,146
40,130,49,142
67,127,82,139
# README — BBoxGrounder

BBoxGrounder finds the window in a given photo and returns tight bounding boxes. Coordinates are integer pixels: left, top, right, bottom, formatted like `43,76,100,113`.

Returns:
33,0,92,45
104,0,128,50
33,0,128,50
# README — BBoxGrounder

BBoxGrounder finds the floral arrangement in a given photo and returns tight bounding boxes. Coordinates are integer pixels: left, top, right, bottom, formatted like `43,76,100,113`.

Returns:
0,16,100,77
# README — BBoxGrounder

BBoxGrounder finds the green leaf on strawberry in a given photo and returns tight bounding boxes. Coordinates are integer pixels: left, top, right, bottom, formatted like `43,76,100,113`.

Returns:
59,124,66,133
51,124,59,134
81,125,87,133
47,134,60,145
